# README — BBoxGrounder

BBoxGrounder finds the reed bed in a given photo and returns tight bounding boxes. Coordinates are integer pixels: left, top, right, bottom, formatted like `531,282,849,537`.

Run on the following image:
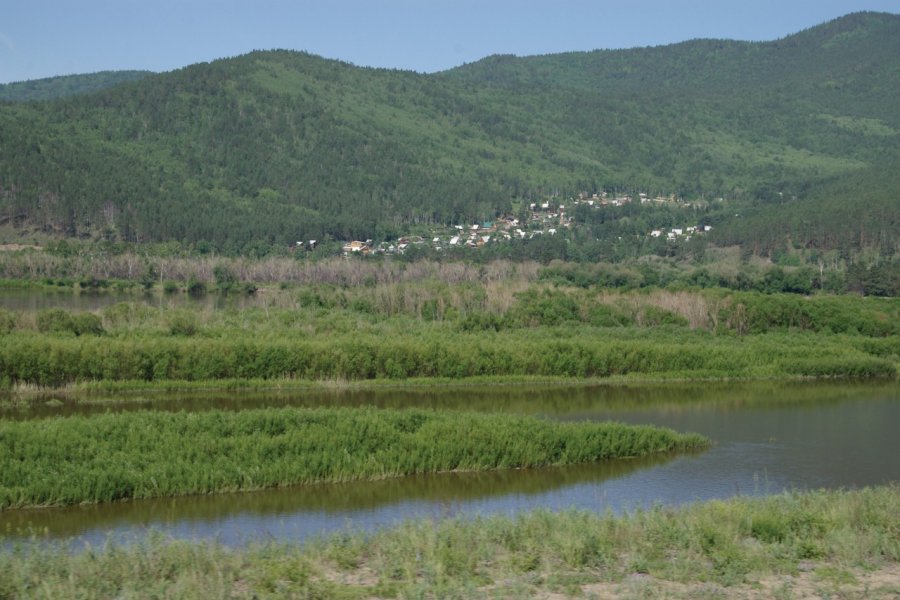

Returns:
0,287,895,389
0,407,707,508
1,486,896,598
0,326,895,387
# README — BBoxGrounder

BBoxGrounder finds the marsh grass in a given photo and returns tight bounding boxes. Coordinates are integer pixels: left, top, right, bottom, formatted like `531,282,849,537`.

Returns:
1,486,896,598
0,407,707,509
0,326,895,388
0,286,895,389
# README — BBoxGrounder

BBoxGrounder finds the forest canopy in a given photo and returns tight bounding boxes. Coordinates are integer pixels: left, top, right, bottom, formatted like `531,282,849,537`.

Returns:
0,12,897,255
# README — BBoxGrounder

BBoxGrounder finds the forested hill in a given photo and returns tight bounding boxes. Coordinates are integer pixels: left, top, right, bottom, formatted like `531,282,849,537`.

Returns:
0,71,154,102
0,12,897,252
445,11,897,103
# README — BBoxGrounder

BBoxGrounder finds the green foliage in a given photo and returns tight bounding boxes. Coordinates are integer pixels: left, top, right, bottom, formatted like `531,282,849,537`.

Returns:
712,167,900,259
0,14,897,251
0,71,153,102
639,306,689,327
1,286,895,387
507,289,582,327
0,322,894,387
587,304,631,327
847,260,900,297
139,262,158,290
0,308,16,334
0,407,707,508
70,312,104,336
168,310,200,336
213,264,238,292
35,308,103,336
0,486,895,596
186,276,207,297
34,308,72,333
717,292,899,336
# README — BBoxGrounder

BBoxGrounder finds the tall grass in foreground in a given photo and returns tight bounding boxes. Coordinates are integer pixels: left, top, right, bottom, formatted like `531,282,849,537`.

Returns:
1,487,896,598
0,407,707,509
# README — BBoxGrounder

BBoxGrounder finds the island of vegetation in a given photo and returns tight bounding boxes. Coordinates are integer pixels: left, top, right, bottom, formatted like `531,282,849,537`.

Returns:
0,407,707,508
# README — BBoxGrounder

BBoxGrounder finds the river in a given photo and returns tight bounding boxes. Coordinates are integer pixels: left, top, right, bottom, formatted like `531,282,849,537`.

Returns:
1,380,897,548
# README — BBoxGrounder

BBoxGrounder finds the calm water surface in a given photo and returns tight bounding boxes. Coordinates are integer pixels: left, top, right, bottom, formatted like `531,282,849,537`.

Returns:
1,381,897,548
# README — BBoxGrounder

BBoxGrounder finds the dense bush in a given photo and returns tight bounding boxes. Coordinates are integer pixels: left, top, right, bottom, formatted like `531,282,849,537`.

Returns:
186,277,207,297
718,293,899,336
35,308,103,336
506,289,582,327
0,309,16,334
168,311,200,336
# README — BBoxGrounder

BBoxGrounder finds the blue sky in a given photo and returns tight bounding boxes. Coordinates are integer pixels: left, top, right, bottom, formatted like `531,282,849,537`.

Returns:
1,0,897,83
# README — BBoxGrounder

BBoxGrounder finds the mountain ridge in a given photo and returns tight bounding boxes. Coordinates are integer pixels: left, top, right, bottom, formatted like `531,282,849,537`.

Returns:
0,70,155,102
0,12,896,255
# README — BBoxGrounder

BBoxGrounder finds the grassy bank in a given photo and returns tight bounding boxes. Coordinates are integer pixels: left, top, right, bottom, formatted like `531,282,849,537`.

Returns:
0,407,707,509
0,286,896,388
0,329,896,388
2,486,896,598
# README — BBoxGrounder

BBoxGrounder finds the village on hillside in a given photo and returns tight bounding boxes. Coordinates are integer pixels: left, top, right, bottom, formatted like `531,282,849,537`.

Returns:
306,190,714,256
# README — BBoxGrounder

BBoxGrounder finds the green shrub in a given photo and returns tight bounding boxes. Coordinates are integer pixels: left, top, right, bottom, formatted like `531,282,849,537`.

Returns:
508,289,581,327
36,308,75,334
213,265,237,292
749,515,788,543
458,311,503,332
640,306,689,327
36,309,103,336
140,263,158,290
588,304,631,327
78,277,109,290
186,277,207,297
71,313,104,336
0,309,16,334
168,312,199,336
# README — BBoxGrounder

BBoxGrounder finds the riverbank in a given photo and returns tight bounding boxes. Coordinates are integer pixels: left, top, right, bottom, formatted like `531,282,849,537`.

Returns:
1,284,896,390
1,329,896,389
2,486,896,598
0,407,707,509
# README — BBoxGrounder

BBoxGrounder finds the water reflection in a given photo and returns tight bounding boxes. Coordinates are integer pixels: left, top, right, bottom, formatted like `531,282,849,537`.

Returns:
1,381,897,548
1,454,676,547
4,379,897,420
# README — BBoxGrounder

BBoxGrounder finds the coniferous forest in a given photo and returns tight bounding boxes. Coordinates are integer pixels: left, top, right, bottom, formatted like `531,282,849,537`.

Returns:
0,12,897,262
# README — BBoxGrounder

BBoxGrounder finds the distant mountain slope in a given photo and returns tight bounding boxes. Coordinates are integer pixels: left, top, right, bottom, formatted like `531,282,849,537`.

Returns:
710,161,899,256
445,12,898,102
0,71,155,102
0,12,896,252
